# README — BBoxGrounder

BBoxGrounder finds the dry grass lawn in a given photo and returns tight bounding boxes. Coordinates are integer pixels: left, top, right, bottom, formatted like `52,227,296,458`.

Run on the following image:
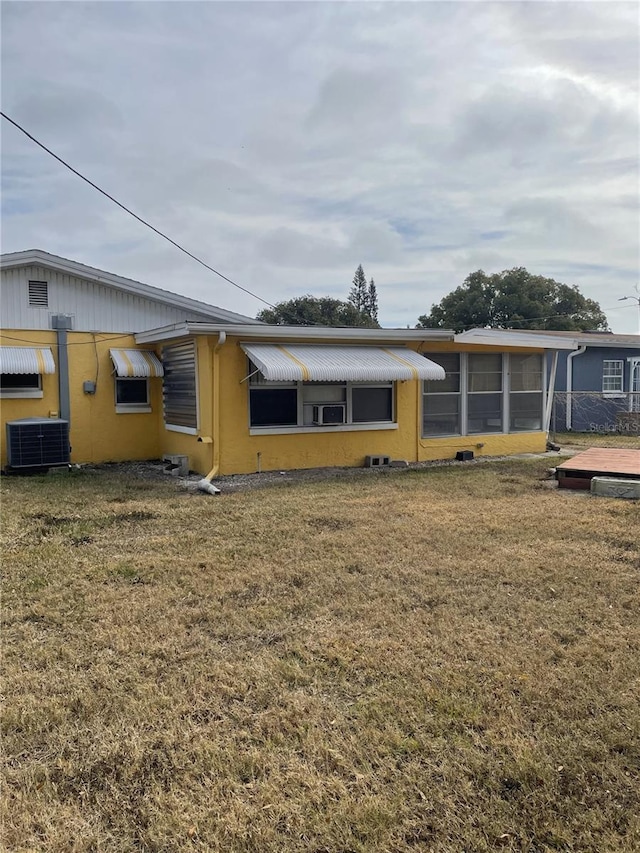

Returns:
552,432,640,449
2,459,639,852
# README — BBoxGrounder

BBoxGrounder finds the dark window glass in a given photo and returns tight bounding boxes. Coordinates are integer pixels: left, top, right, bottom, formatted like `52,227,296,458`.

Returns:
467,393,503,433
352,387,393,422
510,392,543,431
116,378,148,405
423,395,461,435
424,353,460,393
250,388,298,426
0,373,40,391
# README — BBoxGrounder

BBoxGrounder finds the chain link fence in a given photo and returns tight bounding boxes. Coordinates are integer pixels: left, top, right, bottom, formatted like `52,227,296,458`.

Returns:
549,392,640,448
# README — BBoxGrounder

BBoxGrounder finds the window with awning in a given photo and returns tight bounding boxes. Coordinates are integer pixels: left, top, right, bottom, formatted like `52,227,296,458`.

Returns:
242,344,445,430
0,347,56,398
109,349,162,414
109,349,164,378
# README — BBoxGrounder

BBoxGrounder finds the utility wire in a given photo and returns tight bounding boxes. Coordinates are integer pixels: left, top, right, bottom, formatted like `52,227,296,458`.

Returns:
1,111,276,309
456,302,634,331
2,112,633,333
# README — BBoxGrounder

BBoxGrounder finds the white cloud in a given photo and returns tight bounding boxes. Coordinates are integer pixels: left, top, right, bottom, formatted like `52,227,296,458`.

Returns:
1,1,638,331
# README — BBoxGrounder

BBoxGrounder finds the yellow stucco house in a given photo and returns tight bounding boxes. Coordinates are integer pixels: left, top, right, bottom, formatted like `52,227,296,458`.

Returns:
1,251,577,484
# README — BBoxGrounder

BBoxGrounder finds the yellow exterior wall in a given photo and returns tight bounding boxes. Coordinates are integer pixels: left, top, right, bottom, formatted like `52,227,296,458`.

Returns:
1,330,161,467
1,329,548,474
202,335,548,476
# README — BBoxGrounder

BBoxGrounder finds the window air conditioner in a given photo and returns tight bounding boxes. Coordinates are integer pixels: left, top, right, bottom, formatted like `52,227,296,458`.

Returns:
312,404,346,425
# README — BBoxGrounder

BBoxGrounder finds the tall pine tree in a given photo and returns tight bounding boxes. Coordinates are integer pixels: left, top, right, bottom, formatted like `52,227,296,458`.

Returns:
367,278,378,322
349,265,368,313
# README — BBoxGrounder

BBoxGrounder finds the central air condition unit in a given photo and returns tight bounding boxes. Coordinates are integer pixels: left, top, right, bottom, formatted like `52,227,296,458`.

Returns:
312,404,346,425
5,418,71,471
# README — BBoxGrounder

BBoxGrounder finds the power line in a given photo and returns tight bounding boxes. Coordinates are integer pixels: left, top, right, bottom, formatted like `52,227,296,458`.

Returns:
458,302,634,332
1,111,276,310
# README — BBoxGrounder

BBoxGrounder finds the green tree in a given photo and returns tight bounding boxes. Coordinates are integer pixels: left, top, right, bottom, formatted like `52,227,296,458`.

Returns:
257,295,379,327
416,268,608,333
349,264,368,313
366,278,378,323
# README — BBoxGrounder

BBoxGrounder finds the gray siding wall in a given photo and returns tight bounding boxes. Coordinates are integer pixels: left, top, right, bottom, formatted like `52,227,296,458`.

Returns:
1,266,218,332
547,348,640,392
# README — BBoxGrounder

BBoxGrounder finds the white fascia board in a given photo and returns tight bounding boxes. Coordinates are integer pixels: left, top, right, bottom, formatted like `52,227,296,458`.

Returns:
456,329,579,350
135,322,456,345
571,338,640,349
0,250,262,325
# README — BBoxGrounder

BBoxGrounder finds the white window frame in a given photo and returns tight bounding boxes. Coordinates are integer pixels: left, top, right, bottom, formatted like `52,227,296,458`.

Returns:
248,375,396,435
602,360,624,396
422,352,546,438
422,353,462,437
115,377,151,414
508,353,544,432
0,373,43,399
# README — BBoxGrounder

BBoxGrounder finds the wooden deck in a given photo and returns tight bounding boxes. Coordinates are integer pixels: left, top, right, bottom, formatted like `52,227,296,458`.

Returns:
557,448,640,490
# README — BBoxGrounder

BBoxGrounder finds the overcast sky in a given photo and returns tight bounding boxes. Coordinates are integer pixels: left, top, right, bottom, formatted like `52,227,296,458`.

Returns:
2,1,639,331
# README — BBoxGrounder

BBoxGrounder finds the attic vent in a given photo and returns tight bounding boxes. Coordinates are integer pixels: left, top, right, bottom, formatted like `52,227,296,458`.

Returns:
28,280,48,307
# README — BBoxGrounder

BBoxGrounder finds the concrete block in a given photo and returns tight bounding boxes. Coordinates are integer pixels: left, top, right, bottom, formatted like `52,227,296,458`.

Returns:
163,454,189,476
591,477,640,500
364,455,390,468
389,459,409,468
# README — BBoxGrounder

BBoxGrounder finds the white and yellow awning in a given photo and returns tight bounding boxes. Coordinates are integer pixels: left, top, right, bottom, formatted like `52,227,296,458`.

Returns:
241,344,446,382
0,347,56,374
109,349,164,378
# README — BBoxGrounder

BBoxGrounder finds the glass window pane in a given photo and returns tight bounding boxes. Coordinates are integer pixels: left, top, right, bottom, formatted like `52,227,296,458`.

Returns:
0,373,40,391
468,353,502,392
423,394,461,435
467,393,503,433
352,387,393,422
424,353,460,393
116,379,148,405
302,384,346,403
250,389,298,426
602,361,623,392
510,392,543,431
511,354,542,391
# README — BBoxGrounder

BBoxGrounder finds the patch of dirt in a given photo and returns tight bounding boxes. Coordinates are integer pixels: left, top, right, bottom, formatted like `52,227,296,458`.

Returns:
78,450,568,495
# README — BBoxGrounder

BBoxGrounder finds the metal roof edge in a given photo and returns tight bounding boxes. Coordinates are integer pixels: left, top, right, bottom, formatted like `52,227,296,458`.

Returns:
0,250,262,326
135,322,456,345
455,329,579,350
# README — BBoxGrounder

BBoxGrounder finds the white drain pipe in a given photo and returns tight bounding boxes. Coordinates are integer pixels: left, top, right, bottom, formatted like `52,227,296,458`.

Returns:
566,345,587,431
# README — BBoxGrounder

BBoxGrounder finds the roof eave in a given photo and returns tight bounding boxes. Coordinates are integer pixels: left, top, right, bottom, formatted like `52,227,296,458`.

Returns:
455,330,579,350
135,322,456,345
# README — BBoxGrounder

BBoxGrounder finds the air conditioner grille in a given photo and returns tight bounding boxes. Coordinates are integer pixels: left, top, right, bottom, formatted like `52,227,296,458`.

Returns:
6,418,70,468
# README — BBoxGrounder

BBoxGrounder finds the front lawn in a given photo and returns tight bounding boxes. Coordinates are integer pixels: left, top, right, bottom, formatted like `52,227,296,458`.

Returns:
2,460,639,852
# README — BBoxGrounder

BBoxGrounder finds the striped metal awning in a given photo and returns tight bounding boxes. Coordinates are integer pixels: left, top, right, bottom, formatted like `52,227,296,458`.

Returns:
109,349,164,378
0,347,56,374
241,344,446,382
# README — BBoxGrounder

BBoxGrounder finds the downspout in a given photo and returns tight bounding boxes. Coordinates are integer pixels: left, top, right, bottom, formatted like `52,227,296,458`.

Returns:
544,350,559,435
197,331,226,495
565,345,587,431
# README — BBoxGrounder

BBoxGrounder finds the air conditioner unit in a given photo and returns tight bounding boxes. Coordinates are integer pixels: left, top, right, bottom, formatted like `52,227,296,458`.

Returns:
5,418,70,471
312,404,346,425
